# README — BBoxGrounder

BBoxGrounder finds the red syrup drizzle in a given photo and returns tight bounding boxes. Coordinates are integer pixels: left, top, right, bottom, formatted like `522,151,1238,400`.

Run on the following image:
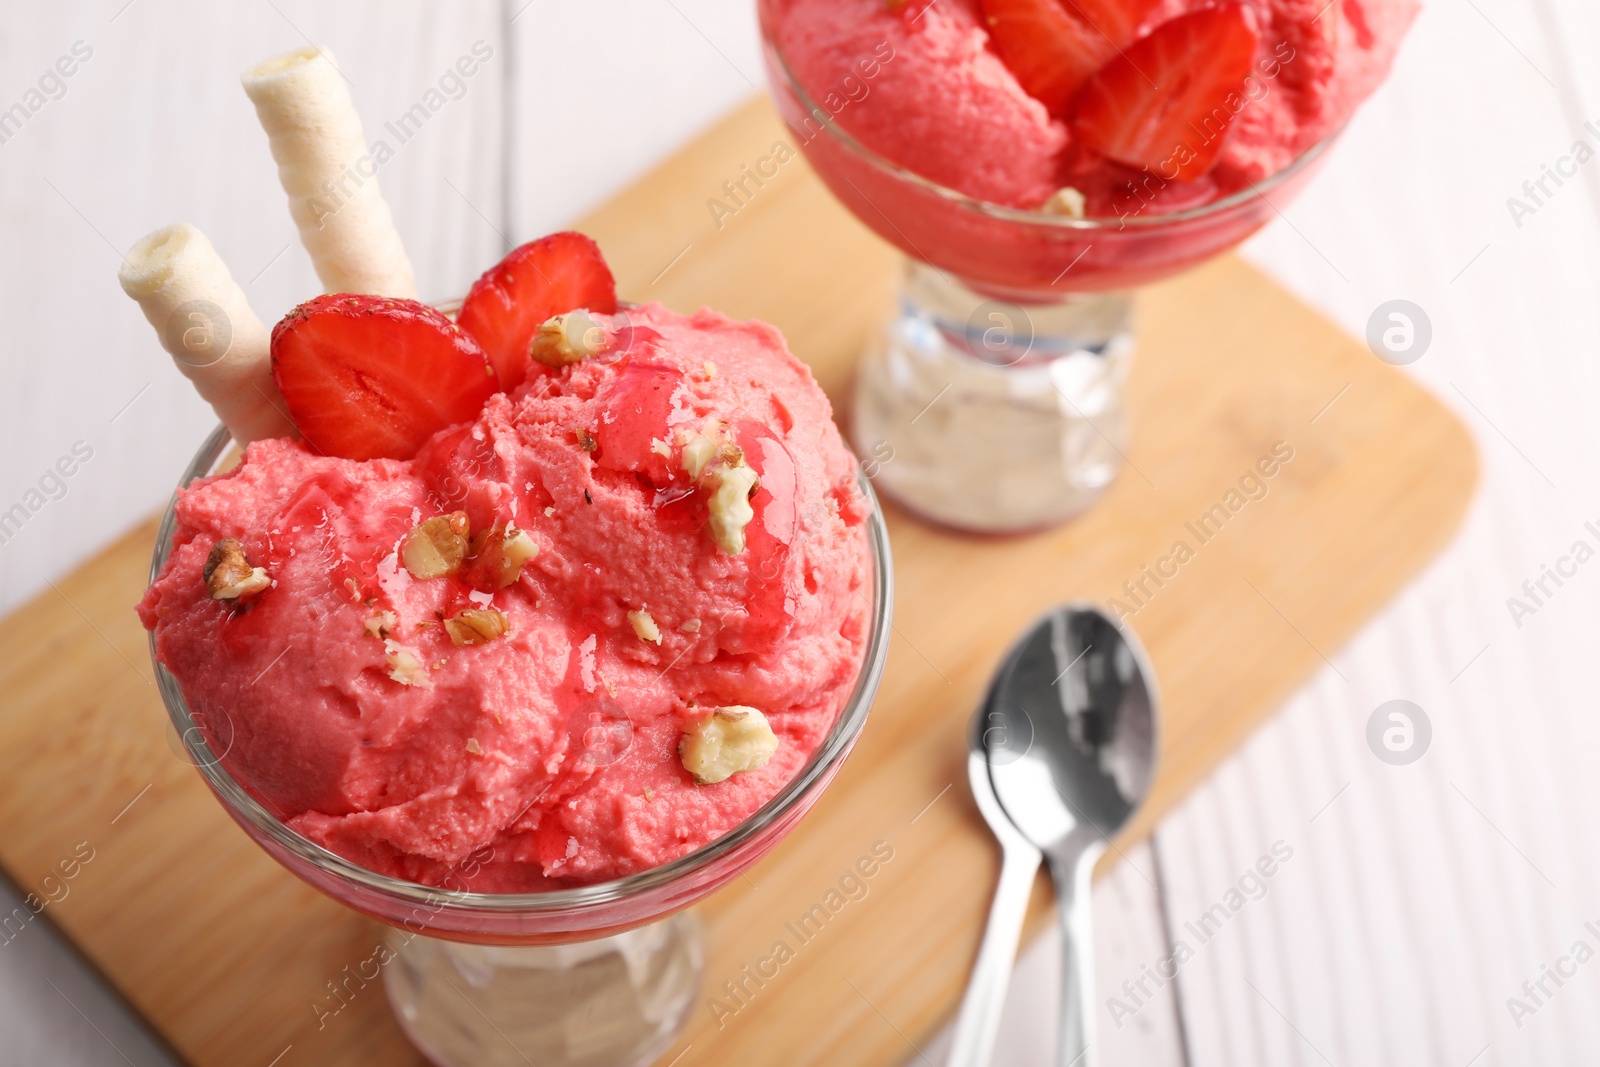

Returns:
593,358,683,482
730,419,799,650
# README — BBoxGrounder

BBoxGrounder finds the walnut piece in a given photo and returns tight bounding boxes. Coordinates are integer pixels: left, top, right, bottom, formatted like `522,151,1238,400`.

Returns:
680,433,719,480
384,638,432,687
364,610,398,638
444,608,510,647
628,609,661,644
468,524,539,589
680,432,760,554
679,706,779,784
528,309,605,368
1041,186,1087,219
707,457,759,555
402,512,470,579
203,537,270,600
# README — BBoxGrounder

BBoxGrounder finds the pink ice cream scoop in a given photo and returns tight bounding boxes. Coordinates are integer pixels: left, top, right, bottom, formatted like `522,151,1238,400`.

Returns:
772,0,1070,208
767,0,1418,215
140,303,873,893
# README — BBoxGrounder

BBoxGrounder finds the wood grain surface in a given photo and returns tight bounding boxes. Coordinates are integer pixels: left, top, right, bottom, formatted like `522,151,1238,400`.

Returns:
0,98,1476,1067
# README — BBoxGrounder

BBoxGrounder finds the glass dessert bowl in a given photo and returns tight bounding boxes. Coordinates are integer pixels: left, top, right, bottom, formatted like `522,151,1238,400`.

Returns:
757,1,1336,532
152,423,893,1067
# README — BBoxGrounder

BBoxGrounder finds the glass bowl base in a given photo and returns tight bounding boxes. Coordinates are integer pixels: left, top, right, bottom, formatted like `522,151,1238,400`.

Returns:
853,260,1132,533
385,911,703,1067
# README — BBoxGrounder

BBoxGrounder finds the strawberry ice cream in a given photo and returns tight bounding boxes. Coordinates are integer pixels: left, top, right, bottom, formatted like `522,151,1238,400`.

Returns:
775,0,1069,208
766,0,1418,217
140,303,873,892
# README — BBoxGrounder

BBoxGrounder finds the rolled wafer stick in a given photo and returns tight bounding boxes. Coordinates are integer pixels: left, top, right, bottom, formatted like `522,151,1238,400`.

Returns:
118,223,298,445
242,46,417,299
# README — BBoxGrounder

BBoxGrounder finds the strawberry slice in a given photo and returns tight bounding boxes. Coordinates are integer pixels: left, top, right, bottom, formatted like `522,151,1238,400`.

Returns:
456,232,619,391
1072,4,1259,182
271,294,497,461
979,0,1161,118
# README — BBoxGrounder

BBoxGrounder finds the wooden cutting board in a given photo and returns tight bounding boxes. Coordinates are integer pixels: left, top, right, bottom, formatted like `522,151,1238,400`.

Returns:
0,98,1475,1067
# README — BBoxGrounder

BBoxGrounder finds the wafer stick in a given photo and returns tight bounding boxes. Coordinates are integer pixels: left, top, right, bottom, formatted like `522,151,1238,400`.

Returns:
118,223,298,445
242,46,417,299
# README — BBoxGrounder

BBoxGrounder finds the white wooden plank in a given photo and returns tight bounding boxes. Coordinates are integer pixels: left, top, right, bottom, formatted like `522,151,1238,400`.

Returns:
0,871,180,1067
1093,841,1190,1067
504,0,762,241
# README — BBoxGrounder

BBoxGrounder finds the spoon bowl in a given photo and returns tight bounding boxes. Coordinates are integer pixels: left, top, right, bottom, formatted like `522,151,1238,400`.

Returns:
984,605,1157,854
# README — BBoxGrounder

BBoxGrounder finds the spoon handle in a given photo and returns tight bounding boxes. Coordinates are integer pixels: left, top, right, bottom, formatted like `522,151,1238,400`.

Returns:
1048,848,1101,1067
948,834,1041,1067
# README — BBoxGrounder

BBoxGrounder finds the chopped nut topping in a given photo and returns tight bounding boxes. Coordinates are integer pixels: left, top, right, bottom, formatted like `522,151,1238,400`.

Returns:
680,432,759,553
364,610,398,638
681,433,719,480
1041,186,1087,219
679,618,702,633
501,526,538,567
203,537,270,600
544,506,557,517
703,360,717,379
575,428,597,452
466,737,483,756
678,705,779,785
628,609,662,644
402,512,470,579
385,639,432,687
444,608,510,647
707,460,760,555
650,437,672,458
528,309,605,367
467,524,539,589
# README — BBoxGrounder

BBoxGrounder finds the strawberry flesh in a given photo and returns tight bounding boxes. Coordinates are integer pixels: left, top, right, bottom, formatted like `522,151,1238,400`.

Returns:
271,294,497,462
979,0,1161,118
1072,4,1259,182
456,232,619,391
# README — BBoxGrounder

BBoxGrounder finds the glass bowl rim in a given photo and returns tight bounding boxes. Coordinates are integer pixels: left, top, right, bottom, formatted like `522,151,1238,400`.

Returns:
149,421,894,917
760,22,1341,232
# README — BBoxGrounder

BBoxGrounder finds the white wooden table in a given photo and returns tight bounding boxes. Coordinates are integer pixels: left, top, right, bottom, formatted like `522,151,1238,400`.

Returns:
2,2,1596,1065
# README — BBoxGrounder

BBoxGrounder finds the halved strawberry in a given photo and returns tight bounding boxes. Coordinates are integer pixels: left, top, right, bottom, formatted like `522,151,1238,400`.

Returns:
978,0,1161,118
456,232,619,391
271,294,497,461
1072,5,1259,182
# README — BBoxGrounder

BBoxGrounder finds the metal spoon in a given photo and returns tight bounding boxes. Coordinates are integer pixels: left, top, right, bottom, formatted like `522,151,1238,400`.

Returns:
968,603,1160,1067
947,700,1044,1066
